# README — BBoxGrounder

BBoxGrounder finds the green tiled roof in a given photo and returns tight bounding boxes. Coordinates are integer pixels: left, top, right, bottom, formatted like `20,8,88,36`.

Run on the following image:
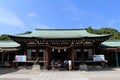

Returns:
0,40,20,48
11,29,110,39
101,40,120,48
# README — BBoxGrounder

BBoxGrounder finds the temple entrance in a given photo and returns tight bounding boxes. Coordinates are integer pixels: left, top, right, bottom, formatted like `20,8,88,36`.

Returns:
48,49,69,70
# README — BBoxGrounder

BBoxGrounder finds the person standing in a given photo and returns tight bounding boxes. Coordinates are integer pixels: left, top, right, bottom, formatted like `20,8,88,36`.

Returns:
58,60,61,70
51,59,55,70
64,60,68,70
68,60,72,70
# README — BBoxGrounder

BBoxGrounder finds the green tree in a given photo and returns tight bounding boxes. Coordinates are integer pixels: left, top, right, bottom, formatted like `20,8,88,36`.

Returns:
17,31,32,35
86,27,120,40
0,34,10,40
85,26,93,33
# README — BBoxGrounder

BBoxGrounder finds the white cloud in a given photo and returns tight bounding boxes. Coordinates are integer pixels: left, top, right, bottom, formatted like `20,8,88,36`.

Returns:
36,25,56,29
62,0,81,20
0,7,24,27
28,12,36,17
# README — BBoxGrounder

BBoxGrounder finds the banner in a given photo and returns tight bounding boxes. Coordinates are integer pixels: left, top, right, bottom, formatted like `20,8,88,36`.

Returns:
93,55,105,61
15,55,26,61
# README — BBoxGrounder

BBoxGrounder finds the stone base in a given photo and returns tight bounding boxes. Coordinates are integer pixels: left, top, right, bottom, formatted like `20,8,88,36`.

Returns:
95,65,102,69
32,64,40,71
79,64,88,71
18,66,26,70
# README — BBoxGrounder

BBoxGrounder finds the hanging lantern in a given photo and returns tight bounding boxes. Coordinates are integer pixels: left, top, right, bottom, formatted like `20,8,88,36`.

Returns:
52,48,54,52
64,48,66,52
58,49,60,53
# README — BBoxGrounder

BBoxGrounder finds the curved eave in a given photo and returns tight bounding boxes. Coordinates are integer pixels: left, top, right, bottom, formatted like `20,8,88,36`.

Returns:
8,29,111,39
8,34,111,39
100,44,119,48
0,40,20,48
101,40,120,48
0,40,20,52
8,35,84,39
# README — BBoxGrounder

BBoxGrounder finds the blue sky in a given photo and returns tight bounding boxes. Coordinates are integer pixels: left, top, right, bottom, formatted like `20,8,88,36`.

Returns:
0,0,120,35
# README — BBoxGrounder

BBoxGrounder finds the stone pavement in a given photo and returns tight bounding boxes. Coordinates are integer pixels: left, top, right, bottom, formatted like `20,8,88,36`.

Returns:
0,69,38,80
31,71,89,80
1,68,120,80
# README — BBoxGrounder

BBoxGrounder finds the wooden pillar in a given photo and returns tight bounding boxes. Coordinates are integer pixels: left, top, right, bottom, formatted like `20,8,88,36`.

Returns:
49,48,52,60
81,44,84,60
45,47,49,69
68,48,71,59
93,44,96,55
24,46,27,55
1,51,4,68
71,47,74,69
36,47,39,59
115,48,119,67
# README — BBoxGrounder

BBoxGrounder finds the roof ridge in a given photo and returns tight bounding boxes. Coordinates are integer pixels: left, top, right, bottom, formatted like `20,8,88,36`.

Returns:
35,29,85,31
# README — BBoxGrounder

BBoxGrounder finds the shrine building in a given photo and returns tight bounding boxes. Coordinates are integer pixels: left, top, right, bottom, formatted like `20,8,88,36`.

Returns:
1,29,120,70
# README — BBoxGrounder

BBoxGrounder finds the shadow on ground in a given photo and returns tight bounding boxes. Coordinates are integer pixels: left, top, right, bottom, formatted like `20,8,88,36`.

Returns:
88,67,118,72
0,68,18,75
0,67,119,75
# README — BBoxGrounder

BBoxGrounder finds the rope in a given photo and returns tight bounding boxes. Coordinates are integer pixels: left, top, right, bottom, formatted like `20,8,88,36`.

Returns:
48,44,73,49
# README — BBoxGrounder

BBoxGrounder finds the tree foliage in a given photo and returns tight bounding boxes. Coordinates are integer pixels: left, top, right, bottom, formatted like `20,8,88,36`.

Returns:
0,34,10,40
85,27,120,40
0,31,32,40
17,31,32,35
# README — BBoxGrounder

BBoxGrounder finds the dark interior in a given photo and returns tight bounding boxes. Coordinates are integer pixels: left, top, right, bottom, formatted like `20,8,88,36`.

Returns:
51,49,68,61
